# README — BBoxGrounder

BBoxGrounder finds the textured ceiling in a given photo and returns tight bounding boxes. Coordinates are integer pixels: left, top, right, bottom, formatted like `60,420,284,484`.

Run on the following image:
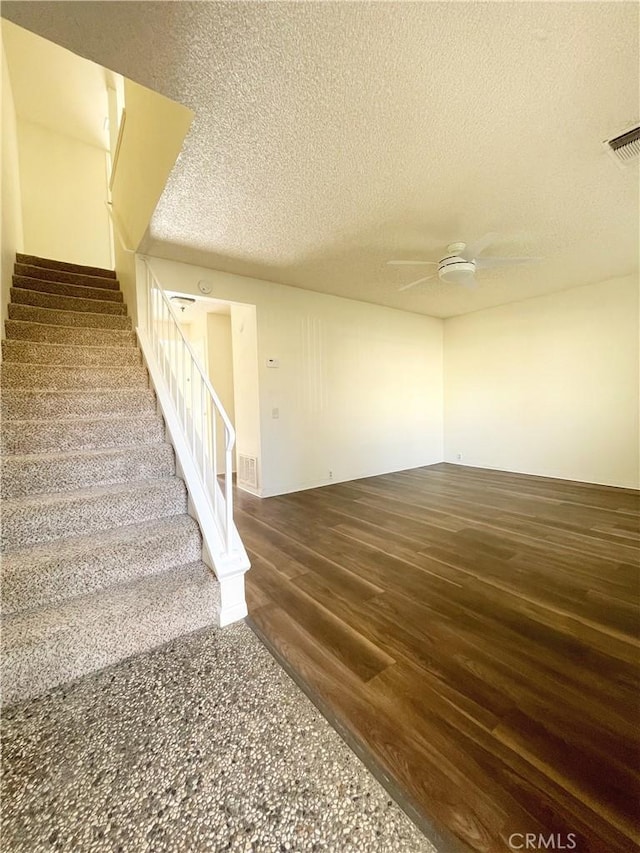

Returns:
2,2,638,317
1,19,109,151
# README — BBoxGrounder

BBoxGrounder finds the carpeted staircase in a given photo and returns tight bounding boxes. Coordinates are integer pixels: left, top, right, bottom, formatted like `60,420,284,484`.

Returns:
1,254,220,706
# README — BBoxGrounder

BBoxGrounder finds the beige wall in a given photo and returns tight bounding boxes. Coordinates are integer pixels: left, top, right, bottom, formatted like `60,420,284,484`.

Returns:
17,119,111,268
1,39,23,332
148,256,444,497
444,275,640,489
230,304,261,486
207,313,236,473
110,79,192,252
112,241,138,325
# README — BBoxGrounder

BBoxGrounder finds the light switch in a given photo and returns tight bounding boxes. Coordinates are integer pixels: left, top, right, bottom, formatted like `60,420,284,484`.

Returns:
272,408,279,419
266,358,279,368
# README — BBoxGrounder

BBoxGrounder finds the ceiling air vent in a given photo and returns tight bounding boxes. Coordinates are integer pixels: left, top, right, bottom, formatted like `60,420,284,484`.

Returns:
604,124,640,167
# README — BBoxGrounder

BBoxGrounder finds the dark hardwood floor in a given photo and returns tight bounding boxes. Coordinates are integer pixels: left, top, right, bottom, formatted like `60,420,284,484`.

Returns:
234,463,640,853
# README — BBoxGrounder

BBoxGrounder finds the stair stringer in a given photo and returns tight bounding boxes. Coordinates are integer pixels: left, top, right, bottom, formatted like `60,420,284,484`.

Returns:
136,327,250,627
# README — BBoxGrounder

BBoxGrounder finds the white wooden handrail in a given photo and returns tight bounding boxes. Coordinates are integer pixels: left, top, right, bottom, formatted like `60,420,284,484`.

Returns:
104,202,135,254
141,258,236,554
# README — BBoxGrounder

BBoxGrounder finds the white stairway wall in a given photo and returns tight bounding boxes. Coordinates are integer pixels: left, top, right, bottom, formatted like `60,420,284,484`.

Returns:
17,119,111,269
207,313,236,474
0,41,24,330
147,257,444,497
444,274,640,489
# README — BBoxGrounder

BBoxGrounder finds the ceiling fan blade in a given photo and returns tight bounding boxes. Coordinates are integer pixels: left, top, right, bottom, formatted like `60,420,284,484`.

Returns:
475,256,542,269
398,274,437,292
461,232,499,260
387,260,438,266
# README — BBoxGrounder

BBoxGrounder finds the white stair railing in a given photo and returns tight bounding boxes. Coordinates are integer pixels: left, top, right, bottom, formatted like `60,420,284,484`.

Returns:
140,259,236,554
133,258,249,625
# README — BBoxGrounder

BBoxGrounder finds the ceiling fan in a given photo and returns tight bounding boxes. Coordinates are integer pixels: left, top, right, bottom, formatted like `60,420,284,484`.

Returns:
388,233,540,291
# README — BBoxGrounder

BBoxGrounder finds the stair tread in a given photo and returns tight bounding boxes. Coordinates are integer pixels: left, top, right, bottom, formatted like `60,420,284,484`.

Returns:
1,363,149,392
3,477,183,513
2,388,156,420
1,362,148,385
2,412,160,427
8,303,132,330
14,265,120,288
2,560,216,647
3,339,139,355
2,514,199,567
16,253,117,279
5,319,135,339
11,288,127,315
13,275,123,301
11,286,123,306
2,360,143,368
14,266,120,287
2,442,174,466
8,303,126,319
15,263,118,278
11,291,125,311
2,513,200,614
2,387,154,398
2,559,218,705
1,414,164,456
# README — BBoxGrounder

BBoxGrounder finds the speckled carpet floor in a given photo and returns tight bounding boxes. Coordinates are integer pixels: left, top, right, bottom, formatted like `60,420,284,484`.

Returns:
2,622,437,852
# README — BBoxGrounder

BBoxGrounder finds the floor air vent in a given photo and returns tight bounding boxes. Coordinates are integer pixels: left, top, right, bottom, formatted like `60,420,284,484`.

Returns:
604,124,640,167
238,454,258,489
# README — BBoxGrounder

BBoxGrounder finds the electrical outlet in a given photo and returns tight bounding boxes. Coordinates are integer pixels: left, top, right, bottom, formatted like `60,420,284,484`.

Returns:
272,407,279,419
456,453,462,461
328,470,333,479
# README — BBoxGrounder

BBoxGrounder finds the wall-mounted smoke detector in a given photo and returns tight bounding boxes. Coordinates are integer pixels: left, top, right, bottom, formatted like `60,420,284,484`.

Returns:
603,123,640,168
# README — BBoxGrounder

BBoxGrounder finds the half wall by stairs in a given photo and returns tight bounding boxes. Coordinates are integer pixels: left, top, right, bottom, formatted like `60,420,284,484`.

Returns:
1,254,220,706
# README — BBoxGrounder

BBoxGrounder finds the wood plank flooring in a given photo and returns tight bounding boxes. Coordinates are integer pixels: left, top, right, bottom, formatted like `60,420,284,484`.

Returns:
235,463,640,853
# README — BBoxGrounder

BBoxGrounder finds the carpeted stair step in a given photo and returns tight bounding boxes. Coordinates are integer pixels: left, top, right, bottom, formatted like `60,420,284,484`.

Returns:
2,339,141,367
2,388,156,421
16,253,117,280
4,320,137,348
14,263,120,291
1,477,188,551
1,514,201,614
12,274,123,303
1,561,219,705
2,413,165,455
1,442,175,499
1,443,174,500
10,287,127,316
0,362,148,390
8,302,132,330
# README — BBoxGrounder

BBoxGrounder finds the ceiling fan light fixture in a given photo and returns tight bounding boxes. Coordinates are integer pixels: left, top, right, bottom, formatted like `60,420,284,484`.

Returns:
170,295,196,313
438,258,476,284
388,234,541,292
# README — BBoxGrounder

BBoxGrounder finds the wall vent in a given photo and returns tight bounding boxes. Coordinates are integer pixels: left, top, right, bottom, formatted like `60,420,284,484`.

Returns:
238,454,258,489
604,124,640,167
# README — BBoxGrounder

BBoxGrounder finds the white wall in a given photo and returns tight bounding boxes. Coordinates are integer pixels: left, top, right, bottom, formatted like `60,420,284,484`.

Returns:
444,275,640,489
207,312,236,473
1,39,23,332
230,303,262,489
148,256,444,497
17,119,111,268
110,78,192,251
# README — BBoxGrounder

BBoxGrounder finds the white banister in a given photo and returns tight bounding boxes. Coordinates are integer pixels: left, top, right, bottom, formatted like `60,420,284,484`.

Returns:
104,202,135,254
136,257,249,625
